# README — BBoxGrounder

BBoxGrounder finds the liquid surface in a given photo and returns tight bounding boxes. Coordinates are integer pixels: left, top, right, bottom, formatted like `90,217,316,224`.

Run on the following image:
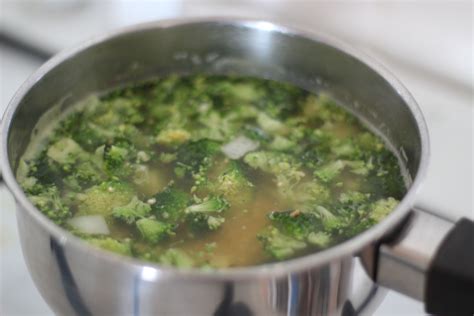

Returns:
18,75,405,268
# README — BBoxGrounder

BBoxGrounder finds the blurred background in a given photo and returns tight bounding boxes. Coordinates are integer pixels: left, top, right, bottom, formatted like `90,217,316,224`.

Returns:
1,1,472,315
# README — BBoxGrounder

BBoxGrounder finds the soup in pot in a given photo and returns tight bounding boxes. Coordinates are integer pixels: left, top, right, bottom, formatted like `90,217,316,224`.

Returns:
18,75,405,268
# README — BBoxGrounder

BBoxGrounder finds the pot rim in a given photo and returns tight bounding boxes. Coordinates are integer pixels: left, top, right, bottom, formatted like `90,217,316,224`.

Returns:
0,16,430,280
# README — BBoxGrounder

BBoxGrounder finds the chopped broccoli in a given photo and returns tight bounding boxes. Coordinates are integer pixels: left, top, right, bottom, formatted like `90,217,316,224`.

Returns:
185,196,229,232
367,150,405,199
243,151,305,195
87,237,132,256
369,197,398,222
307,232,331,247
268,210,319,241
195,112,239,141
136,218,175,244
269,135,296,152
28,185,70,224
314,160,345,183
46,137,87,167
213,162,254,204
257,227,307,260
309,205,341,231
159,249,194,268
56,108,111,151
151,183,190,223
156,128,191,146
346,160,373,176
75,181,134,217
175,139,221,175
291,180,330,209
102,140,137,178
185,196,229,214
257,112,286,134
112,196,152,224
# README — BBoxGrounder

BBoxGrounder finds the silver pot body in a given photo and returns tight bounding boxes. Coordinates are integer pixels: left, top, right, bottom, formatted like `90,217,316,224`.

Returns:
1,19,428,316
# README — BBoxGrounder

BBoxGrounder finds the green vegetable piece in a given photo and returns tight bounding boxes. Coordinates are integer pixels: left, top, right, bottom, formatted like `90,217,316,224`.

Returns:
314,160,345,183
185,196,229,214
369,197,398,222
307,232,331,247
185,196,229,232
136,218,175,244
87,237,132,256
151,184,190,223
176,139,221,174
28,185,70,224
156,128,191,146
102,141,136,177
46,137,87,166
75,181,134,217
214,162,254,204
244,151,305,196
112,196,152,224
257,227,307,260
159,249,194,268
268,210,319,241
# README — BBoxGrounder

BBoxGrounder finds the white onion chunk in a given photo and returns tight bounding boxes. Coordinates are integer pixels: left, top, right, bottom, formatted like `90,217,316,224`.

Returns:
221,136,259,159
67,215,110,235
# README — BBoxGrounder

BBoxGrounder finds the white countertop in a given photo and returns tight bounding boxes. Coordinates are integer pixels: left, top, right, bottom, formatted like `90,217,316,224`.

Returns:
1,1,472,315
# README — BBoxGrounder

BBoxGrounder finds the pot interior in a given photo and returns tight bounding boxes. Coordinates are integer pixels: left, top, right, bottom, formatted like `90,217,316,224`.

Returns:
7,20,422,198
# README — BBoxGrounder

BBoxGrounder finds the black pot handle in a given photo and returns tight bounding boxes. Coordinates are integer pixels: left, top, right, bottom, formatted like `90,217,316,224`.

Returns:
425,218,474,315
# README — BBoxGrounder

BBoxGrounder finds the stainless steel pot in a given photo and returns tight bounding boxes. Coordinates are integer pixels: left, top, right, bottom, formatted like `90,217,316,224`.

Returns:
1,18,473,316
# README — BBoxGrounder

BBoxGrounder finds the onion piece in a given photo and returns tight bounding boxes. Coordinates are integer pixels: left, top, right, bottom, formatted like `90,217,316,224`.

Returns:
67,215,110,235
221,136,259,160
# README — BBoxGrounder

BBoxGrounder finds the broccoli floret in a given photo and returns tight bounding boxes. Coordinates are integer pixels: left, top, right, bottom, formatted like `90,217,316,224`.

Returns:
175,139,221,175
195,112,239,142
309,205,341,231
94,97,145,126
159,249,194,268
346,160,373,176
268,135,296,152
187,213,226,231
112,196,152,224
291,180,330,209
300,129,335,169
151,183,190,223
87,237,132,256
324,191,372,237
44,137,104,187
256,112,286,134
156,128,191,146
268,210,319,240
185,196,229,214
136,218,175,244
102,140,137,178
213,162,254,204
185,196,229,232
257,79,306,118
257,227,307,260
243,151,305,195
75,181,134,217
56,107,111,151
301,94,350,123
307,232,331,247
369,197,398,222
367,150,405,199
28,185,70,224
314,160,345,183
46,137,88,167
75,160,104,185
